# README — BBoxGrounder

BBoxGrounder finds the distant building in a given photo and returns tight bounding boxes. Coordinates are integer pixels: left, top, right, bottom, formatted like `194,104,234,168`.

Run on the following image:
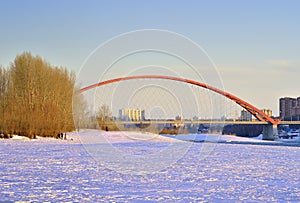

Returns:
119,108,145,121
175,115,183,120
279,97,300,120
261,109,273,117
296,97,300,117
292,106,300,117
174,115,183,127
240,109,252,121
192,116,201,121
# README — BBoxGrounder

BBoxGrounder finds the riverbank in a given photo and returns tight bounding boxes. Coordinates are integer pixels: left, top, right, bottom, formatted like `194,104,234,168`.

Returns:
0,132,82,144
2,130,300,148
163,133,300,147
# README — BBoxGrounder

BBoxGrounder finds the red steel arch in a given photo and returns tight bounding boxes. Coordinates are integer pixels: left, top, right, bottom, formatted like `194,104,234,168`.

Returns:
80,75,280,125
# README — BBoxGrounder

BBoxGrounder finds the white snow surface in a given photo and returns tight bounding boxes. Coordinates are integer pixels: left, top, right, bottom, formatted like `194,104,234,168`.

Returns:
165,133,268,143
11,135,30,140
6,130,300,144
0,130,300,202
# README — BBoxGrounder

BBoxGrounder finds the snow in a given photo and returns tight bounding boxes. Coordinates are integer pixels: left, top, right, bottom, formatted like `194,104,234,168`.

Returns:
79,130,182,144
279,136,300,142
164,133,300,146
11,135,30,140
0,130,300,202
164,133,269,143
1,133,82,143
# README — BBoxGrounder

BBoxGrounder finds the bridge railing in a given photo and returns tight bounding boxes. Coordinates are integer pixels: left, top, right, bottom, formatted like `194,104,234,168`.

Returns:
104,120,300,125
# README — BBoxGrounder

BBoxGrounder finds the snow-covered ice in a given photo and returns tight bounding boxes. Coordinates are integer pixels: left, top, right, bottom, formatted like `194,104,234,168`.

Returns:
0,130,299,202
165,133,300,146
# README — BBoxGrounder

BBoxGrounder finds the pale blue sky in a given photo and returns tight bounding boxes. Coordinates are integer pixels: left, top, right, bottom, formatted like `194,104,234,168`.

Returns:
0,0,299,116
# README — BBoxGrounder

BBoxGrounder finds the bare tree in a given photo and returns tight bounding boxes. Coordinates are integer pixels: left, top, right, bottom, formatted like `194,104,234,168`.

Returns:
73,87,89,131
97,104,113,131
1,52,77,138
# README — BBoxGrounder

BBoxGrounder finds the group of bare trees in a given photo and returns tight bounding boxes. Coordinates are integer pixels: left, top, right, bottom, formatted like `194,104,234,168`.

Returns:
96,104,119,131
0,52,77,138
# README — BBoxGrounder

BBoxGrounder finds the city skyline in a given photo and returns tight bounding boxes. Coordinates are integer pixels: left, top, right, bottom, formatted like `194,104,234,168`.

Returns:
280,96,300,120
1,0,299,115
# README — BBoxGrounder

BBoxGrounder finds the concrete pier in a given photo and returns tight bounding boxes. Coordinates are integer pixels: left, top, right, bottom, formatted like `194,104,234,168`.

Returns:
262,124,278,140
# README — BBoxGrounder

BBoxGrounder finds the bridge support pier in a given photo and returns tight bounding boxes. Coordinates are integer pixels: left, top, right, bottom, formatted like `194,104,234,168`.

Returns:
262,124,278,141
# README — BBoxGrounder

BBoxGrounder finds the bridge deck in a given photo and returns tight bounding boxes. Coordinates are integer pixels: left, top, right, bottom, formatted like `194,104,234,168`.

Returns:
108,121,300,125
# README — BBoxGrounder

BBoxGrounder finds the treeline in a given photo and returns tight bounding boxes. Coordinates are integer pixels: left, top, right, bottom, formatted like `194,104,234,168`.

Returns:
0,52,77,138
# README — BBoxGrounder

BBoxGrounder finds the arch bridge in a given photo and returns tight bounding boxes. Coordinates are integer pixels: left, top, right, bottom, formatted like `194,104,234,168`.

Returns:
80,75,281,140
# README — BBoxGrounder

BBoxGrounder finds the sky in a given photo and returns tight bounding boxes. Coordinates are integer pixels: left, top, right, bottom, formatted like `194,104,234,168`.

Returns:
0,0,299,116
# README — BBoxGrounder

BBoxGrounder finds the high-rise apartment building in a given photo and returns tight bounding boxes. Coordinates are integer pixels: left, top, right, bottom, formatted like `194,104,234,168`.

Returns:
240,109,252,121
279,97,300,119
261,109,273,117
119,108,145,121
292,105,300,117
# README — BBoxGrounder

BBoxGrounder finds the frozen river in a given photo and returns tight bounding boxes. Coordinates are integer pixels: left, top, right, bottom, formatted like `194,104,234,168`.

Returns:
0,131,300,202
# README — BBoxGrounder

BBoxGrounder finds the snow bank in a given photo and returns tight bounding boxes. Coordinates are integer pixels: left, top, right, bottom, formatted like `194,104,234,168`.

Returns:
77,130,183,145
1,130,179,144
164,133,300,147
11,135,30,140
3,130,300,146
1,132,81,144
163,133,266,143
